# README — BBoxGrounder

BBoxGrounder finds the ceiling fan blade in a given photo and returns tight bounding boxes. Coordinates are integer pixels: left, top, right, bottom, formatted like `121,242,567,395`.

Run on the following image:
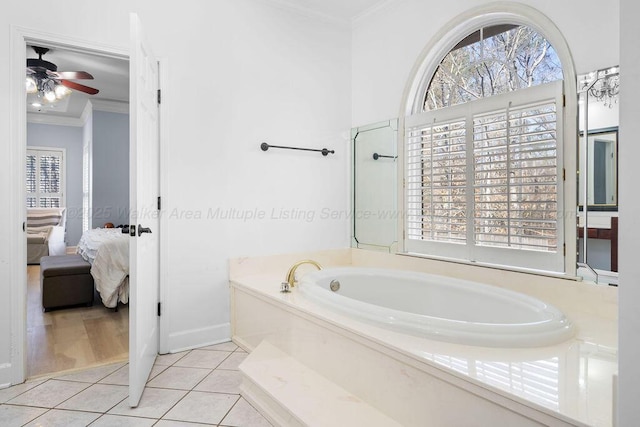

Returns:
49,71,94,80
60,80,99,95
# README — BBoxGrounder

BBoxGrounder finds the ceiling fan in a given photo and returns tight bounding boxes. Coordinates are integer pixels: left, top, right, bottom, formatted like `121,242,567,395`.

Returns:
26,46,99,103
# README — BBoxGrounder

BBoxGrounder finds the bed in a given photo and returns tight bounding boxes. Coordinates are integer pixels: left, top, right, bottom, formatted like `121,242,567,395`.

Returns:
76,228,130,308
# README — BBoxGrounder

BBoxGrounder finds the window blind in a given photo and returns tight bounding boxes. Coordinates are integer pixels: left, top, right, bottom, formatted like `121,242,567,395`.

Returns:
406,120,467,244
404,81,564,271
473,101,558,252
26,149,64,209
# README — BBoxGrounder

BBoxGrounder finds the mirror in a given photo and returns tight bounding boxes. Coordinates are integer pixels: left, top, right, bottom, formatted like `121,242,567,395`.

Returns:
351,119,398,251
578,128,618,210
577,67,619,284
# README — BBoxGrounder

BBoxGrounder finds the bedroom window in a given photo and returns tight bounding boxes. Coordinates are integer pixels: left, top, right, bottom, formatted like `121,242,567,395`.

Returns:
26,148,65,208
404,25,565,272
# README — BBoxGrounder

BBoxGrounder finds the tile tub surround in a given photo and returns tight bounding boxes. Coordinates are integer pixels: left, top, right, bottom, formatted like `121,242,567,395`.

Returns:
230,249,618,427
0,342,271,427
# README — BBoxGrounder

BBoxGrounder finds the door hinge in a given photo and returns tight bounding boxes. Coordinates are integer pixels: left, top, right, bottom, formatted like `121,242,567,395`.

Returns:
157,196,162,211
157,89,161,104
157,302,162,316
563,243,566,257
562,94,566,107
22,221,25,232
563,168,566,181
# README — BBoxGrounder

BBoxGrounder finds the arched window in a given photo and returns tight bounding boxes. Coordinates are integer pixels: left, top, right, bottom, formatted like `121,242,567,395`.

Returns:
424,25,563,111
404,24,566,272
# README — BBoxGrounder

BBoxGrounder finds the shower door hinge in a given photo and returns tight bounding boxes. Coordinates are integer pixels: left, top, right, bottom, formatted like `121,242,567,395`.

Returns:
157,196,162,211
157,89,162,105
157,302,162,316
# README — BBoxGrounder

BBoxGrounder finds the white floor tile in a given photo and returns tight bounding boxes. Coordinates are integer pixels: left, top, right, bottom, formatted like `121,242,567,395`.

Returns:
220,398,272,427
162,391,238,425
7,379,90,408
149,363,169,381
56,383,128,413
24,408,101,426
55,362,126,383
147,367,211,390
200,342,238,352
0,405,47,427
174,350,232,369
154,420,215,426
155,351,190,366
90,414,157,426
98,364,129,386
217,353,248,370
109,387,187,419
0,379,46,404
194,370,242,394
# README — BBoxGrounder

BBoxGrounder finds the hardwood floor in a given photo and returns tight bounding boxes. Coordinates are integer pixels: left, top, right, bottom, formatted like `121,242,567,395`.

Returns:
27,265,129,378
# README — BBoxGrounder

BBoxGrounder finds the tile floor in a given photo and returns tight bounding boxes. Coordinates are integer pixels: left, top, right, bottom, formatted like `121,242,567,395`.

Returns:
0,342,272,427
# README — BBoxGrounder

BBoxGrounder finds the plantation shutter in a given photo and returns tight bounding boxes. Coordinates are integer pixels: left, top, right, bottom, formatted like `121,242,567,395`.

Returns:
405,81,564,271
26,149,65,209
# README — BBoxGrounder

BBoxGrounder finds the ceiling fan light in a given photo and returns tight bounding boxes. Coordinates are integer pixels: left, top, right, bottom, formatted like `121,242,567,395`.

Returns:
26,77,37,94
44,89,56,102
54,84,71,99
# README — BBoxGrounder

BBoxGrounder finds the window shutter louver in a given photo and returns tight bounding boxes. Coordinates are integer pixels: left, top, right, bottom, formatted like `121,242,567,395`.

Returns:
404,81,564,271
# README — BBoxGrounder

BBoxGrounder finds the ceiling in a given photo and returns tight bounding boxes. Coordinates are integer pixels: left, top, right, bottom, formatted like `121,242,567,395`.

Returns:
26,45,129,119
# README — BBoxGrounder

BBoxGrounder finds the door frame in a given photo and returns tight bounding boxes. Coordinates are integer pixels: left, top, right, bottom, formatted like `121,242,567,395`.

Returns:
9,25,168,383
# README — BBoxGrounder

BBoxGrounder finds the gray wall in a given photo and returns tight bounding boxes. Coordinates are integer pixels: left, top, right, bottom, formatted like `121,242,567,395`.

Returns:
92,111,129,227
27,123,83,246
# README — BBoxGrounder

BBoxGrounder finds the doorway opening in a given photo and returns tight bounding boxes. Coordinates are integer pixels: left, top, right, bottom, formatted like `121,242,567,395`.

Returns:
23,41,131,378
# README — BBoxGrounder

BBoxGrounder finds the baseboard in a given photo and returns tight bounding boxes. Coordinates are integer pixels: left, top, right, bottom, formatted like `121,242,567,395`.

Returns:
0,362,14,389
166,323,231,353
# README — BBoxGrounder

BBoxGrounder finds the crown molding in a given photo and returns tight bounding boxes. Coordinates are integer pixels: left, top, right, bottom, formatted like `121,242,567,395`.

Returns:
27,112,84,127
252,0,350,28
352,0,400,26
91,99,129,114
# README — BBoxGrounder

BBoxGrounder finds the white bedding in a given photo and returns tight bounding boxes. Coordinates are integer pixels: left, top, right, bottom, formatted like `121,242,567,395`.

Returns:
77,228,130,308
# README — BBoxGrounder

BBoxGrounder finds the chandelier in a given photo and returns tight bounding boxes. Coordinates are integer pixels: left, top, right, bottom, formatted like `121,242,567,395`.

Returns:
580,66,619,107
26,75,71,107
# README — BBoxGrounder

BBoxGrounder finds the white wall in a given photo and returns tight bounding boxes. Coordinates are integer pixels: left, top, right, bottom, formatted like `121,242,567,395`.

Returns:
92,111,129,228
0,0,351,382
619,0,640,423
26,123,84,245
156,0,351,350
351,0,619,126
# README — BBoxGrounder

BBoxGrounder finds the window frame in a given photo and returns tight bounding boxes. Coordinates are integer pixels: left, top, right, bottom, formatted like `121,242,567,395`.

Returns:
404,81,565,272
26,147,66,209
397,4,578,276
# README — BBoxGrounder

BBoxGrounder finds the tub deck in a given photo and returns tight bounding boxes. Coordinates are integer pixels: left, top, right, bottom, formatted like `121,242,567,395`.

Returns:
230,249,617,427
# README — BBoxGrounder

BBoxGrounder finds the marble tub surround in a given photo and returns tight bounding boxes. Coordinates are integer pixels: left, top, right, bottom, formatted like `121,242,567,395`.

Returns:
230,249,618,427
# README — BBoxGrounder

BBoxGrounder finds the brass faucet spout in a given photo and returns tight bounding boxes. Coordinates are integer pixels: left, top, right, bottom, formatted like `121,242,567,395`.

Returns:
285,259,322,288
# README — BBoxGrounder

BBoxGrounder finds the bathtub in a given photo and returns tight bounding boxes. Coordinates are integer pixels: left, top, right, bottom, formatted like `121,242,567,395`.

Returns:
298,267,574,347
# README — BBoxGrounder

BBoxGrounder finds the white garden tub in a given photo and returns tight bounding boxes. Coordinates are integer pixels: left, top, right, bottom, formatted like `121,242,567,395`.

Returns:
298,267,574,347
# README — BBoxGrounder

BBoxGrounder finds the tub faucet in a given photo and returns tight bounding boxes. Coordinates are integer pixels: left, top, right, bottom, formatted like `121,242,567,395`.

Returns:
285,259,322,288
